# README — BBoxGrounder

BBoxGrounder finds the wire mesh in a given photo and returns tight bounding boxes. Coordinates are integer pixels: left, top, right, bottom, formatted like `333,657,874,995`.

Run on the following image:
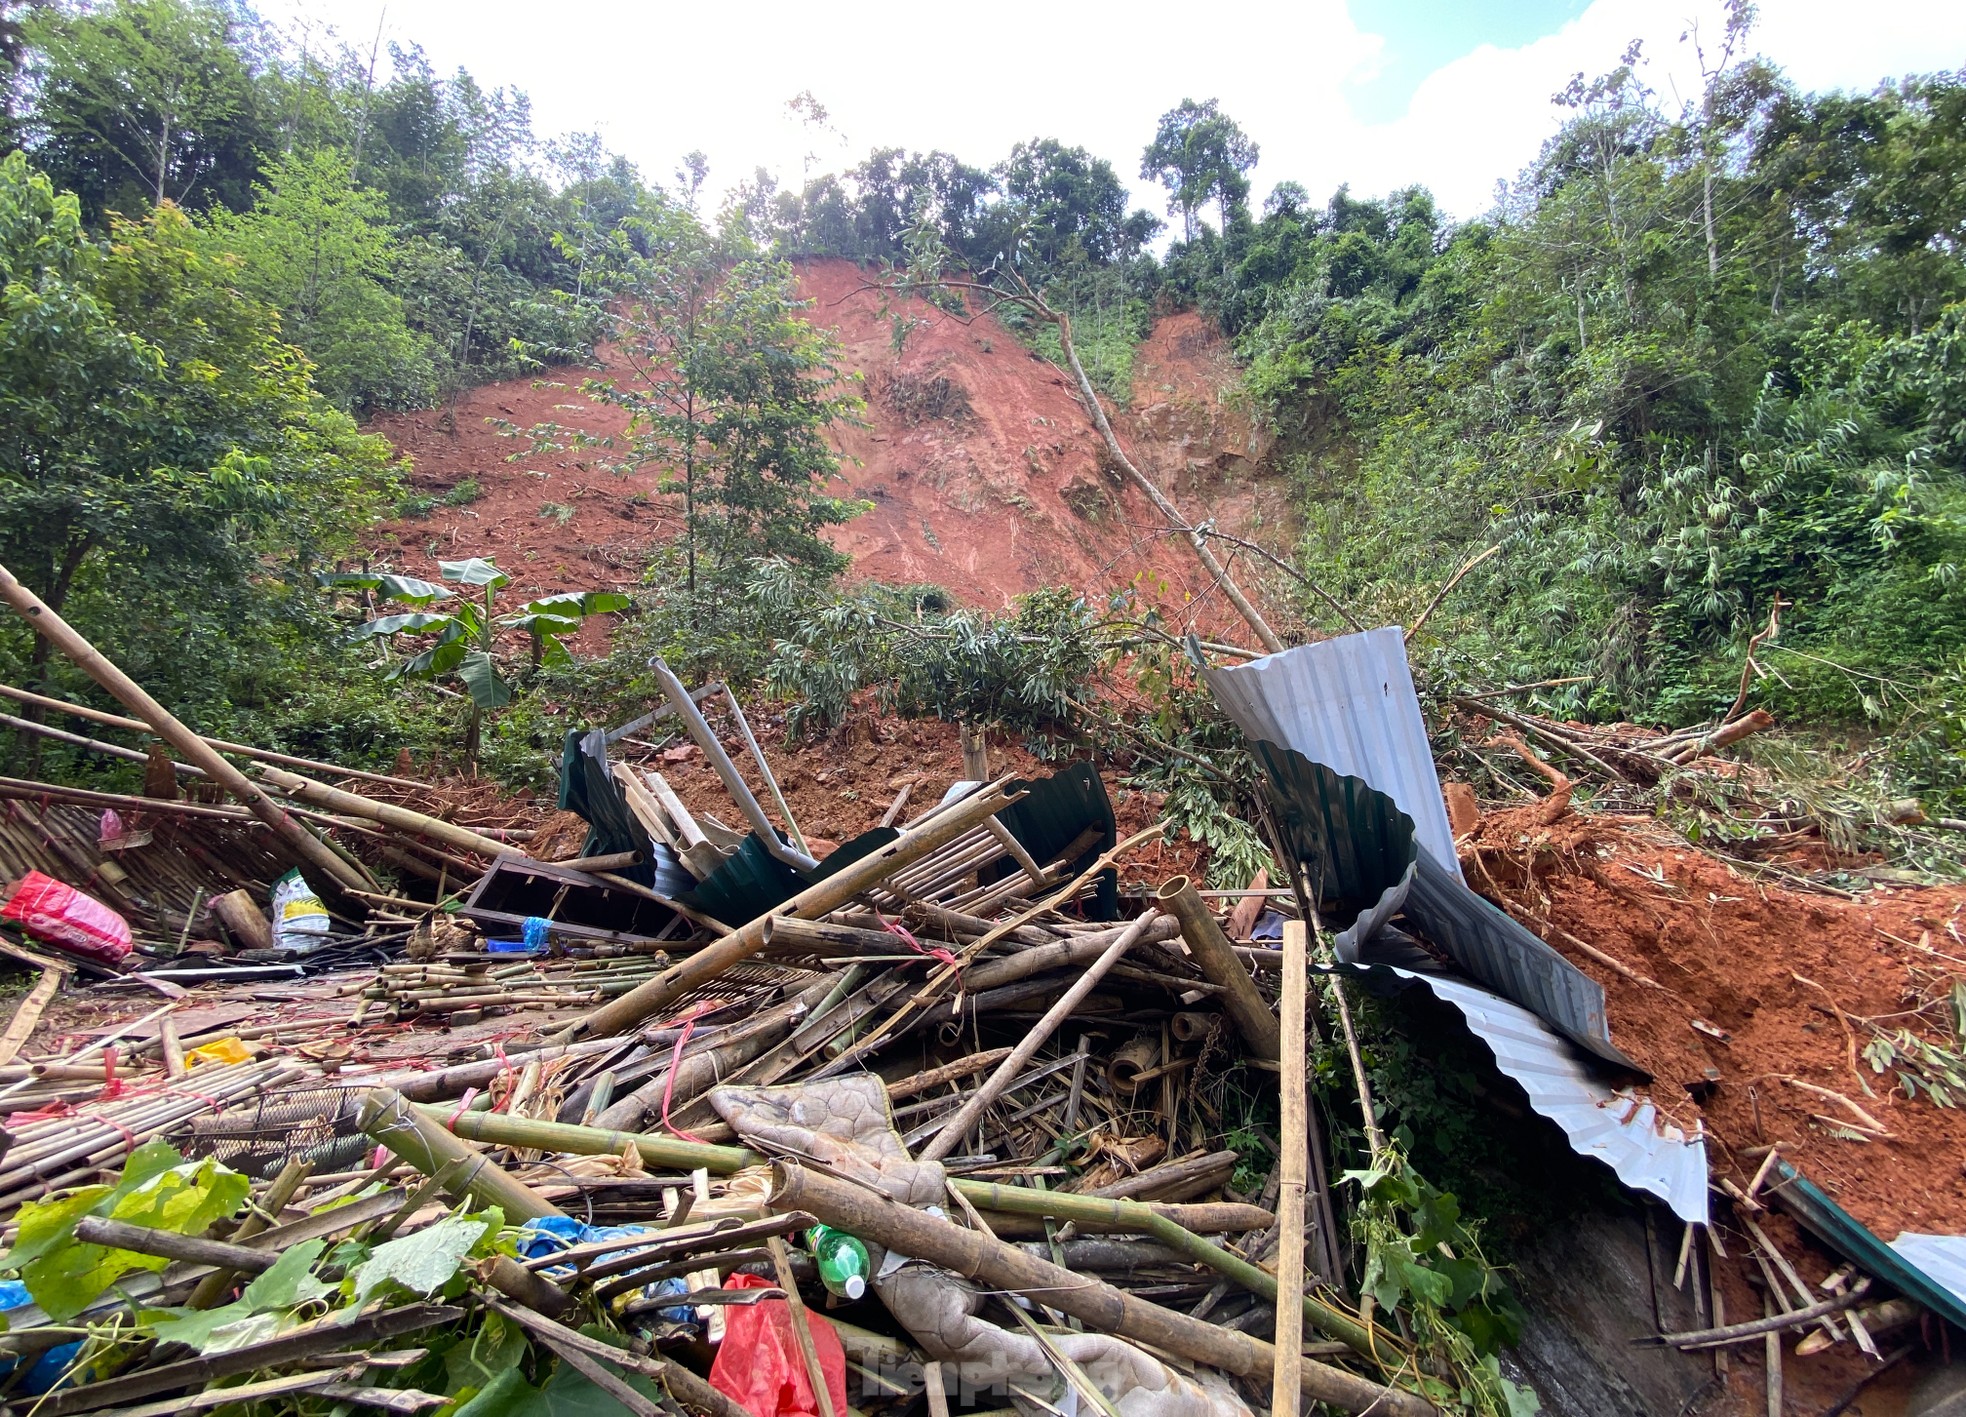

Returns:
183,1086,369,1179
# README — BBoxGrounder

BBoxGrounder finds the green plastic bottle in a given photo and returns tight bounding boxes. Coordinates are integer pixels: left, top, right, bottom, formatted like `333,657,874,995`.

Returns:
807,1224,869,1300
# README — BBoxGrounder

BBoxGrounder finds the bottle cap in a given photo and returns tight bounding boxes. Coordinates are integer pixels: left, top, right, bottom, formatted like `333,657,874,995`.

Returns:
843,1273,865,1299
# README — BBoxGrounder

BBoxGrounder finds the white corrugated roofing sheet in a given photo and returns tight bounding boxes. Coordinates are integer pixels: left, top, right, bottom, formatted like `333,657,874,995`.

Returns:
1349,964,1711,1224
1890,1233,1966,1306
1202,627,1464,878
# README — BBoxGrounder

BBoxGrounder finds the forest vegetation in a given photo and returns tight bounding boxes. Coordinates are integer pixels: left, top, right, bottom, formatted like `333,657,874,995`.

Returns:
0,0,1961,858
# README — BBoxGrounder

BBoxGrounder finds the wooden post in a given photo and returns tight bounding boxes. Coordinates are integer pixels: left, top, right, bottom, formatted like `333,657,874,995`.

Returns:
960,723,989,781
564,780,1024,1040
0,562,367,899
1274,919,1310,1417
212,889,273,952
769,1162,1435,1417
1157,876,1282,1061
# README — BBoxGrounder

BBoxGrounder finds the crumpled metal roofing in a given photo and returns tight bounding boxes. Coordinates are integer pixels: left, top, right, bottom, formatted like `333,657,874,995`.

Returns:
1200,626,1688,1205
1200,626,1462,876
1237,702,1631,1066
557,728,697,899
1333,962,1711,1223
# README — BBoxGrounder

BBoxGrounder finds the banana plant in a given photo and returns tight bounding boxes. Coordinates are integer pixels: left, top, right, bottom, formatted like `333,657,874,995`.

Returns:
319,557,629,764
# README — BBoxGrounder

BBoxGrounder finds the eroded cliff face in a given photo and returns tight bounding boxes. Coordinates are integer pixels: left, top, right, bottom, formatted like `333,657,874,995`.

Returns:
364,259,1294,643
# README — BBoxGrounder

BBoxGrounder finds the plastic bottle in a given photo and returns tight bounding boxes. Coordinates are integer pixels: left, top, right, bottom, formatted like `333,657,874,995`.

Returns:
807,1224,869,1300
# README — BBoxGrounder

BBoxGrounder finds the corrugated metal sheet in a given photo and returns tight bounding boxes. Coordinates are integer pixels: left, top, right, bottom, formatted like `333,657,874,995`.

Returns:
1223,668,1631,1065
1406,850,1631,1067
1253,744,1416,911
985,762,1119,920
1199,627,1462,876
1332,963,1710,1223
1766,1162,1966,1330
1888,1234,1966,1309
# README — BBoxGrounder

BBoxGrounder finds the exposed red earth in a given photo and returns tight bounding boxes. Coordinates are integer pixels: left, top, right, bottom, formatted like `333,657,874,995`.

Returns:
362,258,1296,648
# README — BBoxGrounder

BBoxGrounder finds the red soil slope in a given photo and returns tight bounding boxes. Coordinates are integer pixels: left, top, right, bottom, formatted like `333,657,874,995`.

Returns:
363,259,1294,641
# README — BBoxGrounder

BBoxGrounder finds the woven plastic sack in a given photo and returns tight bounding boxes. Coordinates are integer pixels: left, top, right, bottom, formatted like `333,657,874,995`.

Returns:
1,870,131,965
707,1272,847,1417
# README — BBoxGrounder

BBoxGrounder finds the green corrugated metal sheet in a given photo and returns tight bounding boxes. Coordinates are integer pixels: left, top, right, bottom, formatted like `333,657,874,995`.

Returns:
1767,1160,1966,1330
680,826,901,925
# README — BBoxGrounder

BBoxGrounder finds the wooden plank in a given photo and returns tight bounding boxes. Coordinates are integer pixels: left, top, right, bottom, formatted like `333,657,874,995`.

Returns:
1273,918,1309,1417
0,966,65,1065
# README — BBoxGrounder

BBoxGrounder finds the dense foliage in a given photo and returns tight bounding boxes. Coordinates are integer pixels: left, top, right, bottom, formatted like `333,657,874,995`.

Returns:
8,0,616,412
1,0,1960,825
1149,50,1966,813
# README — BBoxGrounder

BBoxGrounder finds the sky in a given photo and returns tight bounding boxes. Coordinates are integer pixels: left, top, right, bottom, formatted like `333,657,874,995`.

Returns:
258,0,1966,223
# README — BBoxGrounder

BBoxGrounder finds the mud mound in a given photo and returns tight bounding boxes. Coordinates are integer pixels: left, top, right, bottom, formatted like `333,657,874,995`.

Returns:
1464,802,1966,1238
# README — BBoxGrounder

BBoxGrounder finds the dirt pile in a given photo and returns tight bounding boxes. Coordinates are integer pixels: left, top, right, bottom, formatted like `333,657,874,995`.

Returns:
1463,801,1966,1238
363,259,1294,641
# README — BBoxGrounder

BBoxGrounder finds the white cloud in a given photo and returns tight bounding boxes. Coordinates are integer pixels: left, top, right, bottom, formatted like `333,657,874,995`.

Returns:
257,0,1966,223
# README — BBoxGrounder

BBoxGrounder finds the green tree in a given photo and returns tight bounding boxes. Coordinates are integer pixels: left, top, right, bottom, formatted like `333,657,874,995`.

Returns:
0,151,395,707
557,198,864,606
990,138,1138,268
18,0,266,219
197,147,433,411
1141,98,1259,240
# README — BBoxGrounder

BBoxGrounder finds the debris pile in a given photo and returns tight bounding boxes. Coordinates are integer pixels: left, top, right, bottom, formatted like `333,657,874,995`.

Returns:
0,564,1960,1415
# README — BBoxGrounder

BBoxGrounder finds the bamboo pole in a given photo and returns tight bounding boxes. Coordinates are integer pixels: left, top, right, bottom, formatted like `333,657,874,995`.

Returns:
917,911,1158,1163
187,1159,312,1308
960,916,1183,992
1158,876,1281,1061
770,1162,1433,1417
565,780,1025,1040
255,766,513,859
0,682,424,789
358,1088,564,1221
0,563,367,897
1275,918,1310,1416
949,1181,1383,1357
440,1107,758,1174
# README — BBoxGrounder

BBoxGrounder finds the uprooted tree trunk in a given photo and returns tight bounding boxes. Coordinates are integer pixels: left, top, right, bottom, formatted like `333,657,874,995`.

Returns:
1037,296,1285,655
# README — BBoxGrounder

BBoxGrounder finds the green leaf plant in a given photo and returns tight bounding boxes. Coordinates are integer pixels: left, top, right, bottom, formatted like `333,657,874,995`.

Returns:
321,557,628,766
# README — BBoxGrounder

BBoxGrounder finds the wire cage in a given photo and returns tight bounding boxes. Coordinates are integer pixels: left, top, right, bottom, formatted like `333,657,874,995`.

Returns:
182,1086,370,1179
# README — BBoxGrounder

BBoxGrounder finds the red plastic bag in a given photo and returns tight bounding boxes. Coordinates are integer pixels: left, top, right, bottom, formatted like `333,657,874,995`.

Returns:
1,871,132,965
707,1272,849,1417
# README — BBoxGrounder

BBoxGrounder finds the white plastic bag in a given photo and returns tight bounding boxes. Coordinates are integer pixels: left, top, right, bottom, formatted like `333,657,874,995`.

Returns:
270,869,331,954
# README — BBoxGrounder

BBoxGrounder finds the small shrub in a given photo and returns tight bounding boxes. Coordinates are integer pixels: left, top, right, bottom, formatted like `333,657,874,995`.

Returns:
440,479,483,507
